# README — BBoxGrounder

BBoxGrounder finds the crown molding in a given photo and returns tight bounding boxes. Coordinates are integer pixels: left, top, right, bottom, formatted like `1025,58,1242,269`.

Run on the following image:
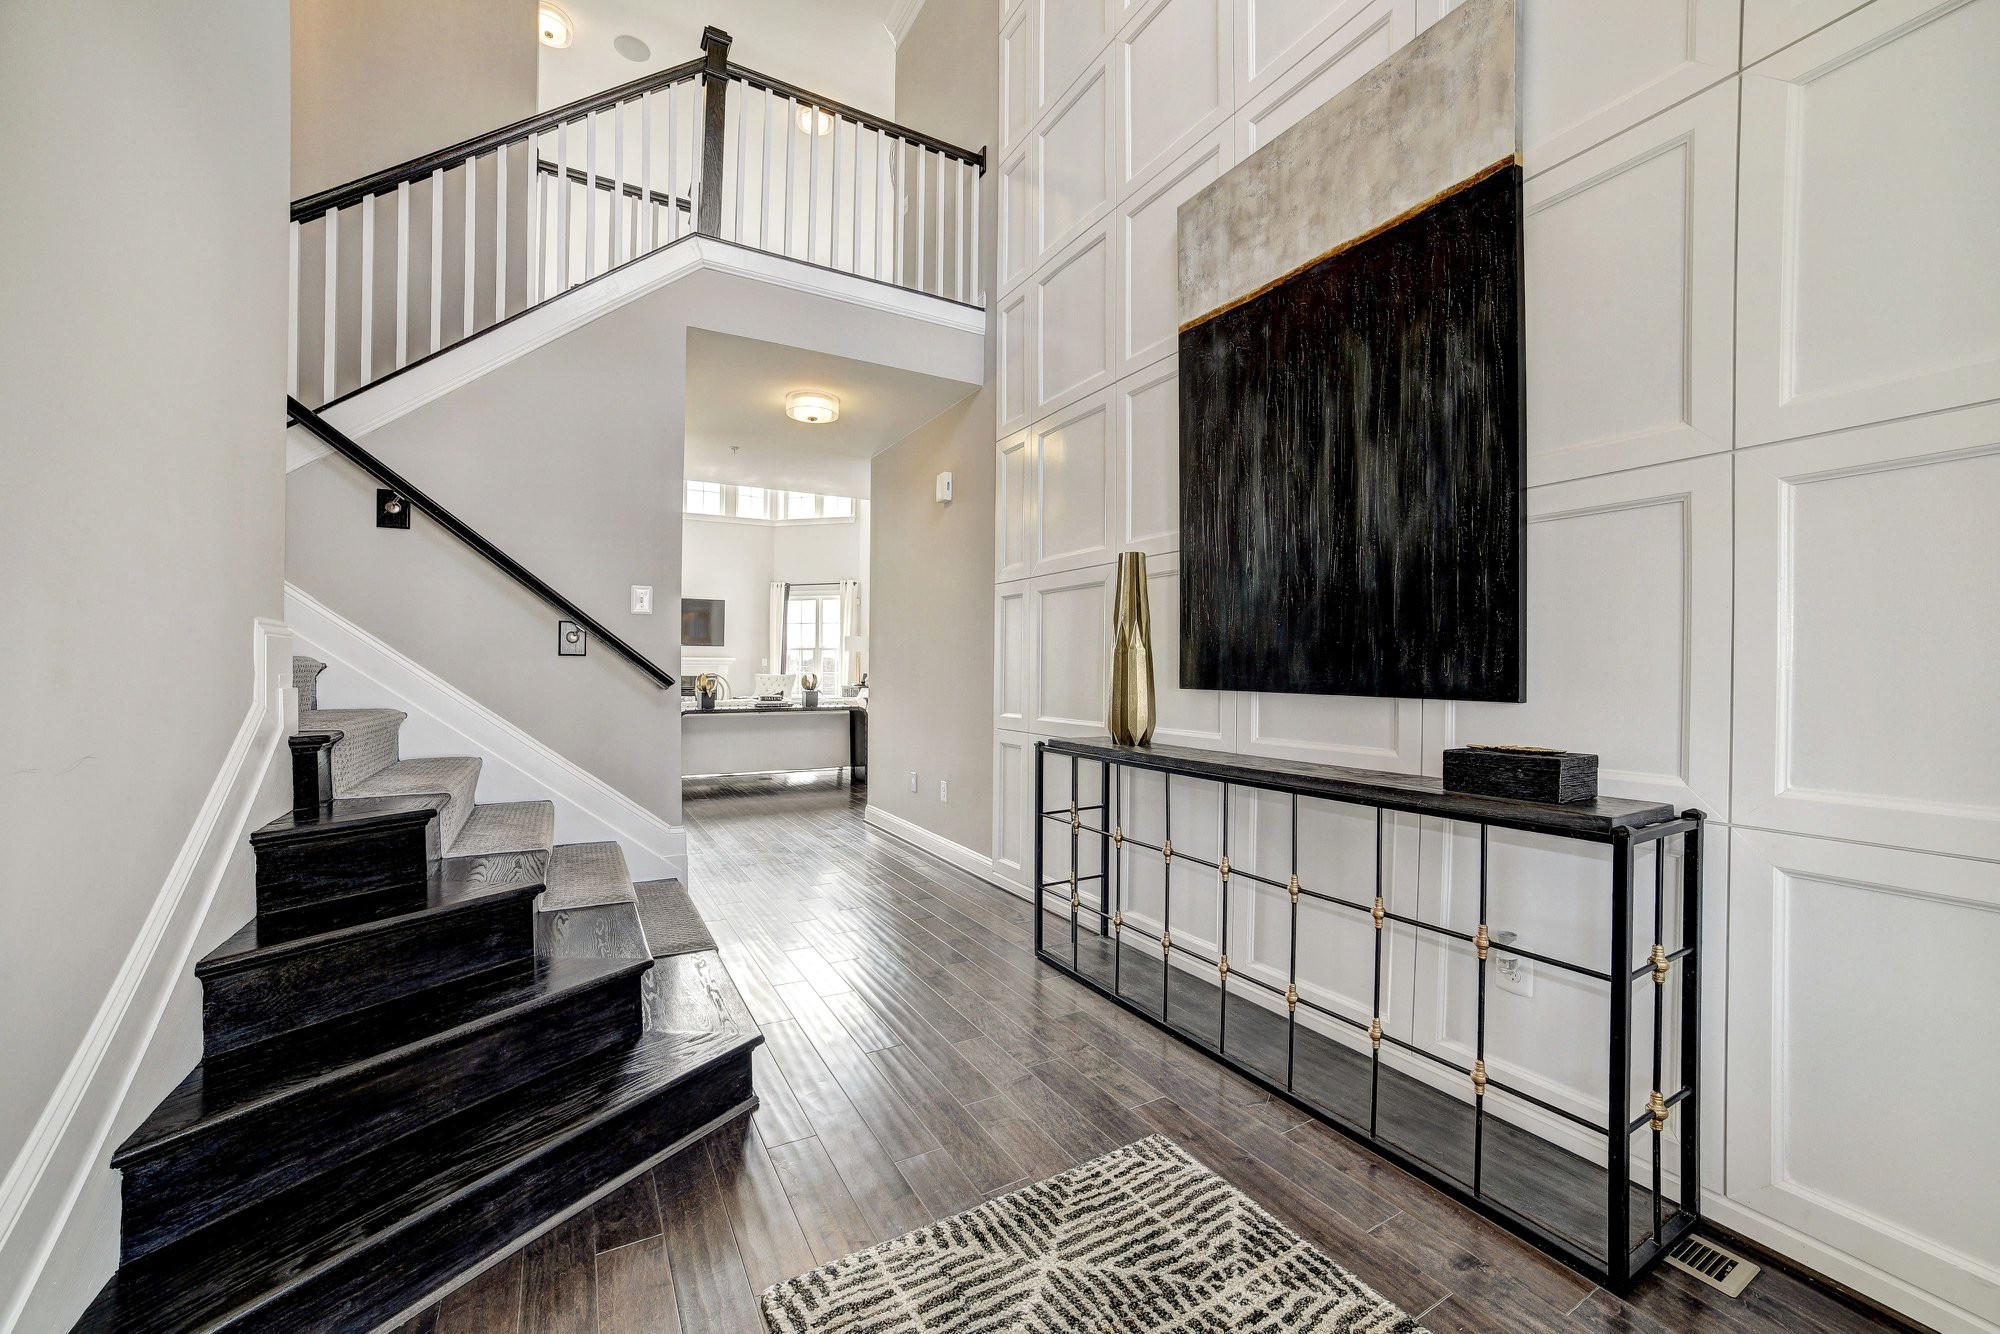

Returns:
886,0,927,46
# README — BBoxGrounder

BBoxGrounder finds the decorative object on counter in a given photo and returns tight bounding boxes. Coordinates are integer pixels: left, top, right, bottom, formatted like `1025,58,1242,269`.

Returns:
695,673,719,710
1108,551,1156,747
800,673,819,708
1442,744,1598,804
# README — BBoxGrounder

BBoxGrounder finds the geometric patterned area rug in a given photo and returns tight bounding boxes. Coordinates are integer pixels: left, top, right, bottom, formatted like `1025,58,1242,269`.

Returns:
761,1136,1427,1333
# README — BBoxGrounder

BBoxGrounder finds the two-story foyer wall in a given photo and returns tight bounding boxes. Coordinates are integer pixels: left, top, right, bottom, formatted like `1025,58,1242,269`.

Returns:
989,0,2000,1329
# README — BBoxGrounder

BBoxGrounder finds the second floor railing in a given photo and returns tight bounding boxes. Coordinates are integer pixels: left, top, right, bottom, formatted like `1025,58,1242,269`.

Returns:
290,27,986,409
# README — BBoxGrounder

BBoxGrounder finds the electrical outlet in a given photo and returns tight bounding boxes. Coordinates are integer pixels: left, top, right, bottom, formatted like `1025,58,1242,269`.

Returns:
908,770,919,794
630,585,654,614
938,779,948,802
1494,953,1535,998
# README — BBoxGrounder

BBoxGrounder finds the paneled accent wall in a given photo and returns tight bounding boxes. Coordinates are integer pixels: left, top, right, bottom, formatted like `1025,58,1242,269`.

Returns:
988,0,2000,1328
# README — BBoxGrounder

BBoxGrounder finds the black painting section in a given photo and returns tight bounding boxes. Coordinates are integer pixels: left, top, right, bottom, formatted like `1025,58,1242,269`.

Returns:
1178,166,1525,703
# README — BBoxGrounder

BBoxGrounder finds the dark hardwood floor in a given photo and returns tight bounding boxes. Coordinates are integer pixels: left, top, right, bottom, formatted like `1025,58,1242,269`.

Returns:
401,772,1906,1333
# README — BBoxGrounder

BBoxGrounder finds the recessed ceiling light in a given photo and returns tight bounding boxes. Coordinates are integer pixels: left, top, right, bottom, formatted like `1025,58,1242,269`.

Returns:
796,105,835,136
785,391,840,425
613,33,651,62
538,4,573,48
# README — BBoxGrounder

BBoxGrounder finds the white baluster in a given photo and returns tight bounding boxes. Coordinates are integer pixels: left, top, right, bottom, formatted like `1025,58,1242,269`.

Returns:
956,158,967,302
430,167,444,352
667,87,681,241
761,88,775,250
322,207,338,401
784,98,798,257
971,162,983,306
641,93,654,253
915,150,926,294
850,125,863,273
894,138,906,286
830,114,844,270
462,154,477,336
360,194,375,383
873,131,889,280
288,220,300,398
935,152,946,296
733,83,748,242
807,104,821,265
526,136,543,306
611,101,626,266
494,146,508,322
585,111,598,279
557,120,571,291
395,181,411,367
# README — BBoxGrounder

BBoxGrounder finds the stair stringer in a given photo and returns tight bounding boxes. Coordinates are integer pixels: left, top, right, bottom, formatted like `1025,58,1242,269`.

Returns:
284,585,687,883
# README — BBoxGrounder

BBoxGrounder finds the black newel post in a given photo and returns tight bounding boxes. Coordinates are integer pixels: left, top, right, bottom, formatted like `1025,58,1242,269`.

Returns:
697,26,732,238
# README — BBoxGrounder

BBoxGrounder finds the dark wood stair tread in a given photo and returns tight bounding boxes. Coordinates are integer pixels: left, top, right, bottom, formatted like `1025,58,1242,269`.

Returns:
249,793,444,844
115,956,649,1167
73,954,760,1333
199,870,541,969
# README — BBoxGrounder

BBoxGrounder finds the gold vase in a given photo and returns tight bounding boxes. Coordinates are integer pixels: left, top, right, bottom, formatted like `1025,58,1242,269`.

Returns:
1108,551,1156,747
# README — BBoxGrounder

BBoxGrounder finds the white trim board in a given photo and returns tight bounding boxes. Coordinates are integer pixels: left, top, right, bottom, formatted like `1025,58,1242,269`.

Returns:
286,585,687,882
287,235,987,471
0,618,293,1333
863,805,1022,900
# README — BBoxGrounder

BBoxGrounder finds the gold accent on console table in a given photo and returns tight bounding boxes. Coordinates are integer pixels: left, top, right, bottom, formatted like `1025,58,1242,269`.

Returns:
1651,944,1671,985
1648,1090,1670,1132
1372,896,1386,929
1369,1017,1383,1049
1286,983,1299,1012
1471,1060,1489,1096
1475,924,1490,961
1288,873,1300,903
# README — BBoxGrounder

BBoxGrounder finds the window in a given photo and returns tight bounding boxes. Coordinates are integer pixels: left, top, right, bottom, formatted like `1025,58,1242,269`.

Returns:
821,494,854,519
783,490,820,520
684,481,724,515
735,486,770,519
783,585,844,688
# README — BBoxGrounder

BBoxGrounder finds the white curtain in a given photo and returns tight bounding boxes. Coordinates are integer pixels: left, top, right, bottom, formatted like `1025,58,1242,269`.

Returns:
838,579,862,685
767,581,788,674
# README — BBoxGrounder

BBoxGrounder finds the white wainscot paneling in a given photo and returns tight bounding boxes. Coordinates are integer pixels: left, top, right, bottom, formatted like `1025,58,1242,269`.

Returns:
998,147,1035,294
1733,404,2000,861
992,730,1034,889
1118,0,1230,194
1040,0,1112,112
995,582,1031,729
1234,0,1412,158
1520,0,1738,171
998,286,1033,434
1525,82,1737,485
1118,354,1180,554
1119,131,1230,375
1429,454,1734,818
1737,0,2000,446
1031,565,1114,735
1002,4,1037,153
1232,0,1404,105
996,430,1033,580
1037,58,1114,257
1142,554,1235,749
1032,389,1117,574
1728,828,2000,1329
1238,691,1422,773
1034,225,1116,415
1742,0,1873,64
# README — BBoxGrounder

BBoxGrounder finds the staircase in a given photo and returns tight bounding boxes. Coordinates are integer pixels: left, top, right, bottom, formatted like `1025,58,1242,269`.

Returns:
71,658,759,1332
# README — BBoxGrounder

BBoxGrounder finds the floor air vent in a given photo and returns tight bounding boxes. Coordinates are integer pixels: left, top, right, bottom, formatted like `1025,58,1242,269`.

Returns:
1665,1235,1760,1297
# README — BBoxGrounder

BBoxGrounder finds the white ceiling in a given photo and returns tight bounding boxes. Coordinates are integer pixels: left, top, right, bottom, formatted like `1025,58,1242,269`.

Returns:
540,0,904,118
683,330,975,497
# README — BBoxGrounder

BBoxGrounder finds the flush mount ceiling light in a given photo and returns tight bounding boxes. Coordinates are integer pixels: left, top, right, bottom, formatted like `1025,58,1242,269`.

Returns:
538,4,573,47
613,33,651,62
796,105,835,136
785,391,840,424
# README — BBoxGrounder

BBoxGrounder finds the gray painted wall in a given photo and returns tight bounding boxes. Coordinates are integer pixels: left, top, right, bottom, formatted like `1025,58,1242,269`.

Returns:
0,1,290,1320
869,0,1001,854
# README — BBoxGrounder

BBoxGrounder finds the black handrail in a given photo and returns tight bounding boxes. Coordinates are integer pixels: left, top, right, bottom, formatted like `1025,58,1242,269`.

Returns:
285,397,676,691
291,58,707,222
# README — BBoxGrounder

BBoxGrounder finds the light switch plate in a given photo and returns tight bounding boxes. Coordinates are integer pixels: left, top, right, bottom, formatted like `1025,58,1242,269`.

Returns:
631,585,654,614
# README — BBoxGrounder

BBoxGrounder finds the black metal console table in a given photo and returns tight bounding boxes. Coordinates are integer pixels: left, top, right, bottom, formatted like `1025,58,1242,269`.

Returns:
1032,736,1702,1290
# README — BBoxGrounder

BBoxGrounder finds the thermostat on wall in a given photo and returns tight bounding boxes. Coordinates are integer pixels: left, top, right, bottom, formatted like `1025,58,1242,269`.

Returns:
936,472,954,503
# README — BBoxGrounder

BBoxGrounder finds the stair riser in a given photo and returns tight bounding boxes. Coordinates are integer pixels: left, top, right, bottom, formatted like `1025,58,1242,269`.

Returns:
201,898,537,1059
216,1055,754,1333
254,820,437,917
441,847,551,887
119,971,644,1262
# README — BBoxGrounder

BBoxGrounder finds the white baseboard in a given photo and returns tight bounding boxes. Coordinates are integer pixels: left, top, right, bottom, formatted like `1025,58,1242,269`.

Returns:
863,805,1022,900
286,585,687,881
0,618,292,1333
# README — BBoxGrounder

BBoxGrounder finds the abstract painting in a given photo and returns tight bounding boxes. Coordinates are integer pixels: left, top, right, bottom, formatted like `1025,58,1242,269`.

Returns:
1175,0,1525,703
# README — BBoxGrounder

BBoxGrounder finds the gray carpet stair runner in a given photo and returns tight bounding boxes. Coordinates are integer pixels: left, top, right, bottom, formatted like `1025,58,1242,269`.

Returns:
292,655,648,960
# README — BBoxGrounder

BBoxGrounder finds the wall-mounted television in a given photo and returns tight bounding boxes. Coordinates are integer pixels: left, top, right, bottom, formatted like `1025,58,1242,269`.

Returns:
681,598,725,647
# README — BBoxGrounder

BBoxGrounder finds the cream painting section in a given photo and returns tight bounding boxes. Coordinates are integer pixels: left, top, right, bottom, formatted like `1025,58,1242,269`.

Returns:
993,0,2000,1328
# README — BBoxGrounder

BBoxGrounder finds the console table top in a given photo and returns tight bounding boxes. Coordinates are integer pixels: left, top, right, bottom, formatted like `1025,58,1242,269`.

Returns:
1043,736,1681,838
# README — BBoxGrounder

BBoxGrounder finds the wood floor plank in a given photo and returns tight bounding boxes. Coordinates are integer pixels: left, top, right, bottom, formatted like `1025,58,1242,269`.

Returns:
962,1093,1074,1187
868,1044,1026,1196
436,1251,522,1334
785,945,853,997
655,1138,762,1334
751,1039,815,1148
767,1135,880,1266
897,1146,984,1219
700,1119,820,1294
594,1237,682,1334
774,981,942,1161
592,1170,665,1253
518,1210,597,1334
820,987,901,1053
